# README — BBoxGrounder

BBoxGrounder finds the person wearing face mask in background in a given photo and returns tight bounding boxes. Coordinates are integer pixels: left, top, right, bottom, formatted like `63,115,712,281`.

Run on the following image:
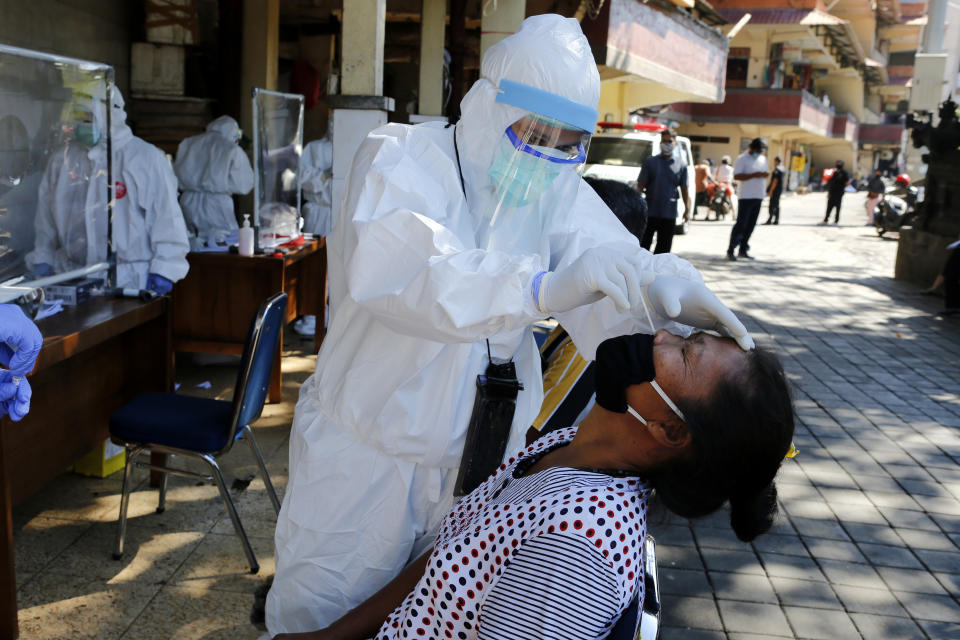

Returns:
821,159,850,225
28,88,190,294
174,115,254,236
763,156,783,225
265,15,755,636
865,168,885,226
637,129,689,254
726,138,769,261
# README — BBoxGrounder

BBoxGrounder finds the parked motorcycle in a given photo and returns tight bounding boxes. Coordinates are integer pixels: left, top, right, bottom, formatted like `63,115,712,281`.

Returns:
874,174,918,236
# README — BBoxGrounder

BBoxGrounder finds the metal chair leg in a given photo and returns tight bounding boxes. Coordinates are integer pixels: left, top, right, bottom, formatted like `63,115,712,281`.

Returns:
203,454,259,574
113,446,140,560
156,468,169,514
243,424,281,515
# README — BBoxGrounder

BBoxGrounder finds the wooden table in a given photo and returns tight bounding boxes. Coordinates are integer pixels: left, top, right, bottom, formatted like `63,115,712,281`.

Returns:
0,297,172,639
171,238,326,403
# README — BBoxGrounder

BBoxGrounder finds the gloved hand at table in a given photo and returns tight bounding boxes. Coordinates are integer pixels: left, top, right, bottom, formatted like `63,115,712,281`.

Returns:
145,273,174,295
33,263,53,278
646,275,754,350
535,247,654,315
0,304,43,421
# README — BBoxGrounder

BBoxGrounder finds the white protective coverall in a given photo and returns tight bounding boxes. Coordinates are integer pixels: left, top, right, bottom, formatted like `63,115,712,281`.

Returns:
300,133,333,236
30,89,190,290
268,15,705,634
174,115,254,234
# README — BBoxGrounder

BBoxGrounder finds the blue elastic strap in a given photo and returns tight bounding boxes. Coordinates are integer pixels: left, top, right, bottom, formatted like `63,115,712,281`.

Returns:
495,79,598,133
531,270,548,311
505,127,586,165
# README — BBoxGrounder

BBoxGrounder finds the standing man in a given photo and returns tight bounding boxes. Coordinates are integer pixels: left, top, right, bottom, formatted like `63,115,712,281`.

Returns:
764,156,784,225
637,129,689,254
726,138,769,261
821,159,850,225
693,157,713,219
865,168,885,226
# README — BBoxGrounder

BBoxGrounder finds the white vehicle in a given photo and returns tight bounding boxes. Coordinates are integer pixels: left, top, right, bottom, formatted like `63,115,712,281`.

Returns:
583,123,695,235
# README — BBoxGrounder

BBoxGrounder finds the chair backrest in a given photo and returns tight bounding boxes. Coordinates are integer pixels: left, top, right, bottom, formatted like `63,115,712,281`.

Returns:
219,292,288,454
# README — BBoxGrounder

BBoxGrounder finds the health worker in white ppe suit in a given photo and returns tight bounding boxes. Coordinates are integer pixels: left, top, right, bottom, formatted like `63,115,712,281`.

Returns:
174,115,254,234
267,14,753,635
300,125,333,237
292,126,334,338
29,89,190,294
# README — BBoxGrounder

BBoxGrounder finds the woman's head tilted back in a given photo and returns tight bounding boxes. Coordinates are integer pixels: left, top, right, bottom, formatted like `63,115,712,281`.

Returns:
594,330,795,541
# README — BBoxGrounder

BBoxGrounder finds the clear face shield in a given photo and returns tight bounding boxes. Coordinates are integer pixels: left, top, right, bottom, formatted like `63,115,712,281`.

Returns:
480,79,597,241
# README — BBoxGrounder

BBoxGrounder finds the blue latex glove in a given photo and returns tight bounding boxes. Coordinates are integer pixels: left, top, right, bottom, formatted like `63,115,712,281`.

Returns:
34,263,53,277
0,305,43,375
0,372,32,422
145,273,174,295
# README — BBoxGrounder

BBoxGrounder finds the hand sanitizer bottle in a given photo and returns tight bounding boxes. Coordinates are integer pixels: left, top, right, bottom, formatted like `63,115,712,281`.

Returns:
239,214,255,256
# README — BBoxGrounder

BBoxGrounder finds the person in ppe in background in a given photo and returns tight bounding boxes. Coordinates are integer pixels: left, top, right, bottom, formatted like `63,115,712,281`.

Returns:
29,88,190,294
266,15,754,636
0,304,42,422
300,122,334,237
292,123,334,338
174,115,254,235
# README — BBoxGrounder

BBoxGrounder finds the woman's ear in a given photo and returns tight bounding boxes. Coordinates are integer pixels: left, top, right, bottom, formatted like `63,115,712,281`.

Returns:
647,419,692,450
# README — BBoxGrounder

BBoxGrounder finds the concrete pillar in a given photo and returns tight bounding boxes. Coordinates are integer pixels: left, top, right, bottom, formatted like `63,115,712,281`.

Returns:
417,0,446,117
331,0,392,230
341,0,386,95
923,0,947,53
240,0,279,136
480,0,526,63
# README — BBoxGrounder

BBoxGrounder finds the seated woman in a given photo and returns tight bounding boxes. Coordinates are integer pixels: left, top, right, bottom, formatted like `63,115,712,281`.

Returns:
273,329,795,640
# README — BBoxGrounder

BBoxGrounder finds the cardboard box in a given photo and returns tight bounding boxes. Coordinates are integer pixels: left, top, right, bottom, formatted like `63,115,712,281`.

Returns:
131,42,185,96
43,278,99,306
74,439,126,478
145,0,197,45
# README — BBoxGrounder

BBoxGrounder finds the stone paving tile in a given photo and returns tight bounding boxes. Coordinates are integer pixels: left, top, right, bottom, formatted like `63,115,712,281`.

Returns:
915,548,960,574
708,571,779,604
896,591,960,624
849,613,928,640
662,595,724,631
757,552,828,582
833,582,908,616
918,620,960,639
717,600,792,636
877,565,949,595
660,568,713,598
700,548,766,575
661,628,726,640
856,542,924,569
800,537,866,563
782,606,860,640
767,576,843,610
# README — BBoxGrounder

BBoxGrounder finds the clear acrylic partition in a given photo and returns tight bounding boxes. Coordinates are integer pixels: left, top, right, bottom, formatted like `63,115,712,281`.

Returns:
252,88,304,248
0,45,114,304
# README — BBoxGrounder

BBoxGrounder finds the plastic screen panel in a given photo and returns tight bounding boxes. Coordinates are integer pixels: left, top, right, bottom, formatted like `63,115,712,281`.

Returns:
0,45,114,287
252,88,304,249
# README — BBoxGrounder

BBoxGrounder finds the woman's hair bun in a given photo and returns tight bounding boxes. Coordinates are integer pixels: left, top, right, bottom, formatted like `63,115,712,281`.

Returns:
729,482,779,542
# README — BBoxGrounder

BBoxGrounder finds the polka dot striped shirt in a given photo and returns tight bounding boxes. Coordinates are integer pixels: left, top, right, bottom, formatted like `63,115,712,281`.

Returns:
375,427,650,639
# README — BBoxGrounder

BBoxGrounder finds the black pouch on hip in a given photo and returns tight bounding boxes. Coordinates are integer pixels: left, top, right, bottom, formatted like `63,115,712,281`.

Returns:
454,348,524,498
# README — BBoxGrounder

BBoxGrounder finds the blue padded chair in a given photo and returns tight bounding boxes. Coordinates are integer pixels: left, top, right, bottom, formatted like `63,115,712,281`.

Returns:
110,292,288,574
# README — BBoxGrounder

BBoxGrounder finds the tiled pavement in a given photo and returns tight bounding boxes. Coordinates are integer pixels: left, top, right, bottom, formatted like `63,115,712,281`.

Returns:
655,190,960,639
11,190,960,638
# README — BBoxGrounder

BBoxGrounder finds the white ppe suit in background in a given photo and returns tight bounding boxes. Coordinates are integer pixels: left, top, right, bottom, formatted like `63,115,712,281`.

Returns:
300,132,333,236
174,115,254,234
30,89,190,290
267,15,706,634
